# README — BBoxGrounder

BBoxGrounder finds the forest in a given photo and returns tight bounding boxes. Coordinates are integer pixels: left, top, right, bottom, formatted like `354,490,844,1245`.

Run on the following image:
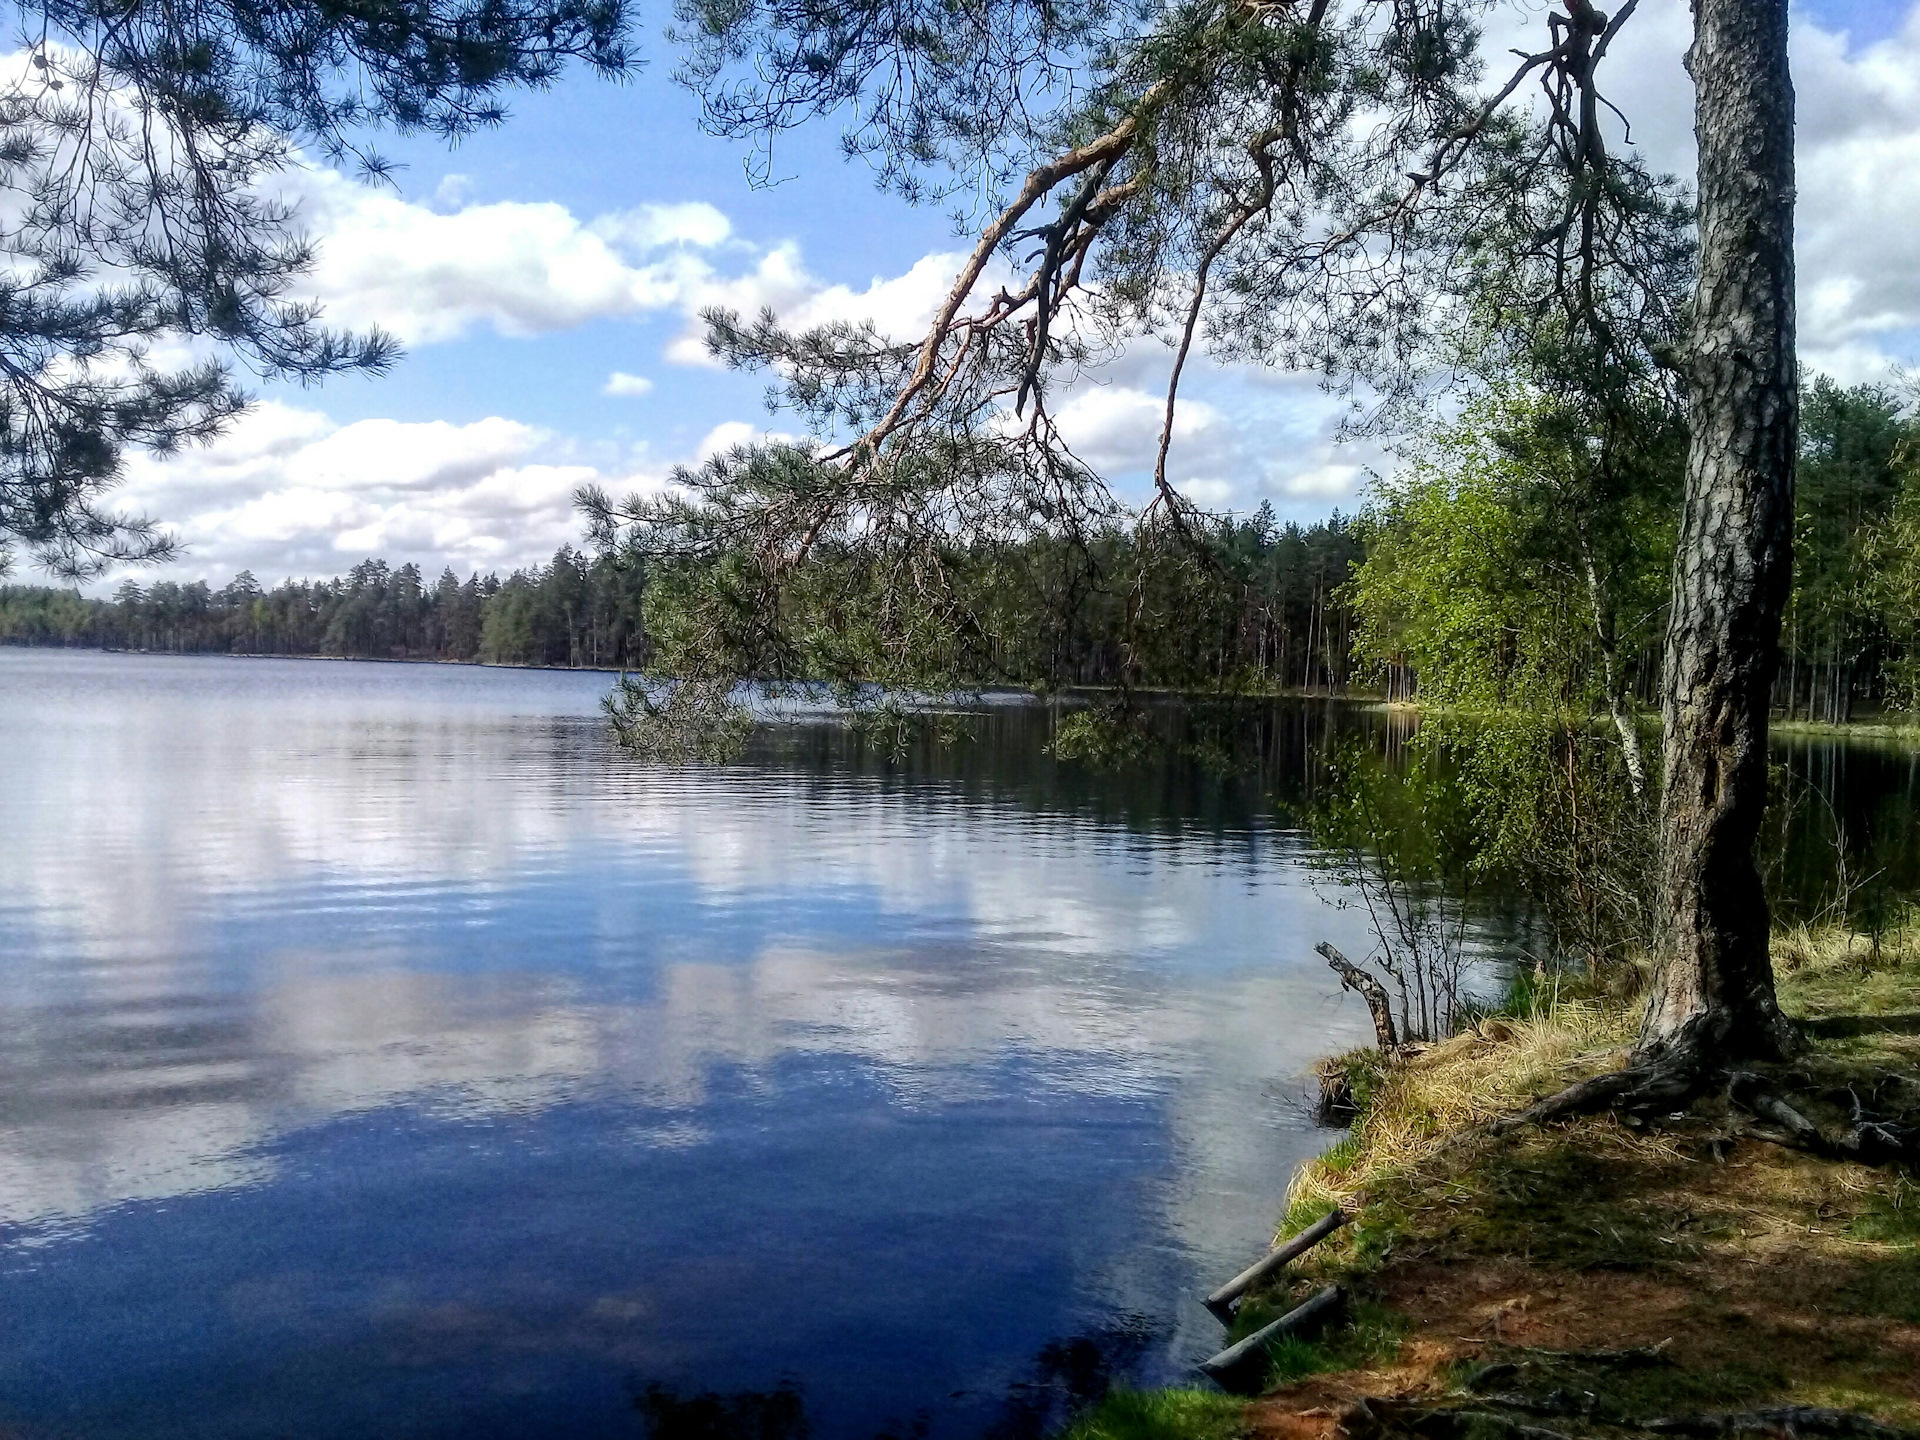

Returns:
1,0,1918,1427
0,517,1365,686
4,373,1917,718
1352,374,1920,726
0,549,648,669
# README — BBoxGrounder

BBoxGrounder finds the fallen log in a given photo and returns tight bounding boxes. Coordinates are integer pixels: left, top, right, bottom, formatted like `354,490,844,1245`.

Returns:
1203,1207,1349,1319
1198,1284,1343,1387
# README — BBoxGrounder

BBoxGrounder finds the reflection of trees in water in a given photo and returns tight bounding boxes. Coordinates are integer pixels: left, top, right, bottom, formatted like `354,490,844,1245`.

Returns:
765,699,1920,929
635,1380,812,1440
632,1318,1154,1440
983,1319,1153,1440
750,698,1386,835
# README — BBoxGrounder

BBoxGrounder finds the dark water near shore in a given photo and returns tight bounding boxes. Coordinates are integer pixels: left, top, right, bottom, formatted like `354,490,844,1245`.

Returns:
1770,733,1920,922
2,650,1913,1440
0,650,1391,1440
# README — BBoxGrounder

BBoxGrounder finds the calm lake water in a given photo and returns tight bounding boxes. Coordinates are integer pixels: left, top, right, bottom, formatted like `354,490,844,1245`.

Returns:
6,650,1915,1440
0,650,1393,1440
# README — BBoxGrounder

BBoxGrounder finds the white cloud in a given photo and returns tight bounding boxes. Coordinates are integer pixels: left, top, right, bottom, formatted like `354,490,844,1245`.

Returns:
297,182,684,345
1053,386,1225,475
1044,374,1375,512
1498,0,1920,379
590,201,733,251
603,371,655,397
123,2,1920,585
288,165,971,386
104,399,818,588
431,173,474,210
110,401,673,583
1279,461,1364,499
653,244,974,368
1791,10,1920,370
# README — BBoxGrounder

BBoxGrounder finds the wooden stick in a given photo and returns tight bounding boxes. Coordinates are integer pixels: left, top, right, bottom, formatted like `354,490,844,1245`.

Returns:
1198,1285,1344,1383
1317,943,1399,1051
1203,1208,1349,1318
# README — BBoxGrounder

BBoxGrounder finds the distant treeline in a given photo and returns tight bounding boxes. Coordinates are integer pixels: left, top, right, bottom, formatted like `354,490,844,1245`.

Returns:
0,514,1370,690
966,509,1366,692
9,378,1920,717
0,549,648,669
1776,380,1920,723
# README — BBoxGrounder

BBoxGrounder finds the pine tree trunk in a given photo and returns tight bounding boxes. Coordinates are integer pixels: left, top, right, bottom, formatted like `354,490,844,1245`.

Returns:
1639,0,1799,1061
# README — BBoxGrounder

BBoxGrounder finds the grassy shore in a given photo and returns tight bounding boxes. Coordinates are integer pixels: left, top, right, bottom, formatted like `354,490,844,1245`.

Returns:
1070,929,1920,1440
1771,716,1920,745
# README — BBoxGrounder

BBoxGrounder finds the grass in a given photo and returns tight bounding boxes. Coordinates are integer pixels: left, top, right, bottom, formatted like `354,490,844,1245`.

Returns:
1260,929,1918,1436
1776,913,1920,1023
1068,928,1920,1440
1061,1388,1251,1440
1286,998,1638,1242
1771,716,1920,744
1257,1300,1410,1388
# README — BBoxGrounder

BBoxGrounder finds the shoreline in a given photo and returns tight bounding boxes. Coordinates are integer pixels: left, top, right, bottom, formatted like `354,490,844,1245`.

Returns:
1072,926,1920,1440
0,641,635,676
11,643,1920,743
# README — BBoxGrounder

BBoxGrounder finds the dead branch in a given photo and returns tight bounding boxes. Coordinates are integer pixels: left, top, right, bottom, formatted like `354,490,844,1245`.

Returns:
1319,941,1401,1051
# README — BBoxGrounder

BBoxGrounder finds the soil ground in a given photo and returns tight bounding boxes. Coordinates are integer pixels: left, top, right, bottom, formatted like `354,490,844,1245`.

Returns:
1229,945,1920,1440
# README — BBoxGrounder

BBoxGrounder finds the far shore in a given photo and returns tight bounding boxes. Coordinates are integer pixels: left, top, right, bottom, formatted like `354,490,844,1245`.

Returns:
8,642,1920,744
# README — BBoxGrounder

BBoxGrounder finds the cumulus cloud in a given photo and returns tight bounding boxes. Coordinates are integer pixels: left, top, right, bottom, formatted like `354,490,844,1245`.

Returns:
1485,0,1920,380
590,201,733,251
603,371,655,397
1044,372,1377,514
290,166,961,366
656,244,973,368
293,173,704,345
112,5,1920,585
1791,9,1920,374
108,401,688,583
1051,385,1241,497
261,0,1920,391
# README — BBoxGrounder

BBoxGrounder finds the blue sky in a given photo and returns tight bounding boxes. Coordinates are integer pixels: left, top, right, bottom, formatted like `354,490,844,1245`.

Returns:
99,0,1920,587
302,70,958,441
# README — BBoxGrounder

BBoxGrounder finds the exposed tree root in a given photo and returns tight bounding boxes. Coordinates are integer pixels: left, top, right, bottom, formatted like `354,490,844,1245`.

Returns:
1642,1409,1920,1440
1475,1040,1920,1168
1339,1397,1920,1440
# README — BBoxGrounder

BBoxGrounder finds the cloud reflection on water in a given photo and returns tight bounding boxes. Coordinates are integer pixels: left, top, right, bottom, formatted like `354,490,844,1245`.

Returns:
0,649,1379,1431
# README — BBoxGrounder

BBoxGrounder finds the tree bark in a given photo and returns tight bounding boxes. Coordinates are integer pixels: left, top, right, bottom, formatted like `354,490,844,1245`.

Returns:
1640,0,1799,1061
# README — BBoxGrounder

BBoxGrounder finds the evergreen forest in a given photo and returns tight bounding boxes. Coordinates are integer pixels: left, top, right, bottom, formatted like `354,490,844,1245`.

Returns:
5,376,1920,718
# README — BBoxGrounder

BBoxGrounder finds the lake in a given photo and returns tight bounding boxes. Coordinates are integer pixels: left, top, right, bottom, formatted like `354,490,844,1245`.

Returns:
5,649,1914,1440
0,650,1389,1440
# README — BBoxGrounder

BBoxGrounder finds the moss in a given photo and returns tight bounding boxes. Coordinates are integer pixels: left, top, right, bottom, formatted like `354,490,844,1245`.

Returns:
1845,1177,1920,1245
1455,1343,1787,1415
1062,1389,1249,1440
1830,1250,1920,1324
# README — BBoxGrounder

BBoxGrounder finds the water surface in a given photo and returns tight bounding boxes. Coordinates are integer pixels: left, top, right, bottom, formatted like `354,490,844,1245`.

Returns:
0,650,1389,1440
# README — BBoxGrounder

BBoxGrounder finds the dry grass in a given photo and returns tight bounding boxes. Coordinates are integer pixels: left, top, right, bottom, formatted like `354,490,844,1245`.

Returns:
1286,1001,1635,1233
1775,913,1920,976
1292,924,1920,1235
1103,936,1920,1440
1231,934,1920,1440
